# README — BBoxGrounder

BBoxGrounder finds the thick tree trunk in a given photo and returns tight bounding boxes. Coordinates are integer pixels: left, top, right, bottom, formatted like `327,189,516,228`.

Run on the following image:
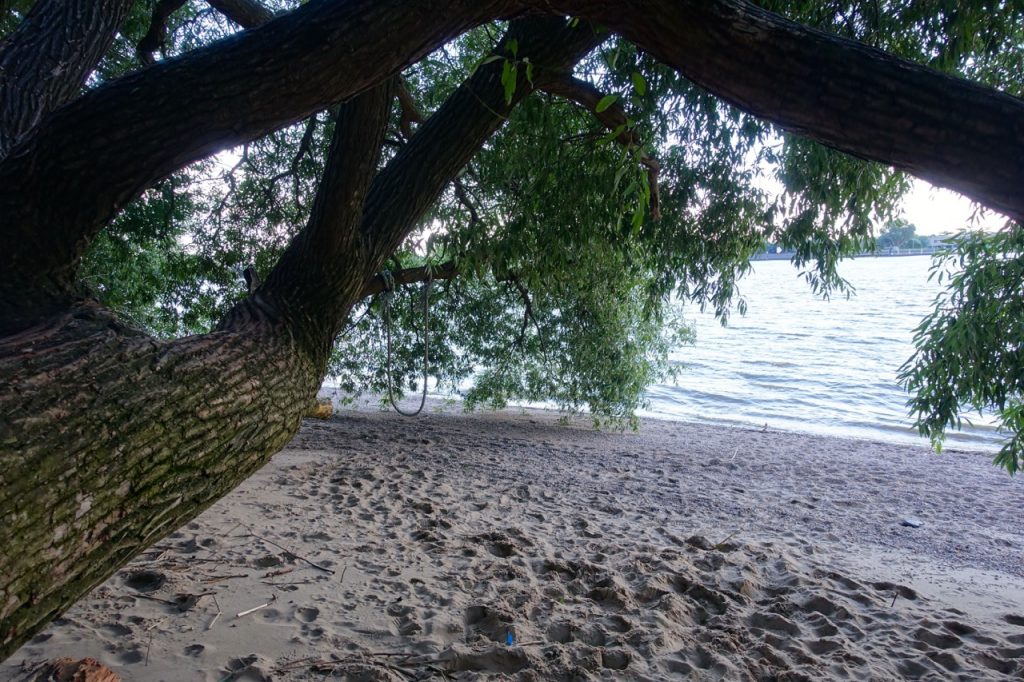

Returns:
0,304,321,659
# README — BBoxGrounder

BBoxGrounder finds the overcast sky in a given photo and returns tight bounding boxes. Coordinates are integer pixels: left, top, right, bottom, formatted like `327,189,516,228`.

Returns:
901,179,1008,235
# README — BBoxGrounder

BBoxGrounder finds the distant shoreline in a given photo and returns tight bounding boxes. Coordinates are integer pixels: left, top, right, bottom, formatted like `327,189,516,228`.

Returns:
752,249,941,261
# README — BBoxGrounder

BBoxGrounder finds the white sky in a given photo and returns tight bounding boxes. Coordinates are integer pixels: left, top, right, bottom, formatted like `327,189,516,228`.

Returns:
900,179,1008,235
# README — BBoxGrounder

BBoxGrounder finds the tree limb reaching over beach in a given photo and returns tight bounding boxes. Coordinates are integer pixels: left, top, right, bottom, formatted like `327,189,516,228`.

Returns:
2,0,1024,658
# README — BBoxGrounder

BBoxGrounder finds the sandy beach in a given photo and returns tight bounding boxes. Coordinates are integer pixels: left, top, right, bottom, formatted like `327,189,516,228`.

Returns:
5,403,1023,681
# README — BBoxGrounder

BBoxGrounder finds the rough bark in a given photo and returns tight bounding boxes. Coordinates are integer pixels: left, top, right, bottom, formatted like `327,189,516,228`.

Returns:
0,305,320,660
0,0,133,160
0,78,397,662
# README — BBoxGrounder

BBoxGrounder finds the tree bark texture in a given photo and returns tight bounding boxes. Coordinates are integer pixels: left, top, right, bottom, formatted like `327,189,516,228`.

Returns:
3,0,1024,330
0,0,133,160
0,306,320,660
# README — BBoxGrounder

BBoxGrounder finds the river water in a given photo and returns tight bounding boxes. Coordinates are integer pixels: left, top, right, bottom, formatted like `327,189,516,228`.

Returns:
642,255,1003,451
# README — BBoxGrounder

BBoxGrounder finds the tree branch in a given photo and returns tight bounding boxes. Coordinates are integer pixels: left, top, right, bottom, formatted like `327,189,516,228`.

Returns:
572,0,1024,222
541,75,661,219
136,0,188,66
453,178,482,226
360,261,459,298
205,0,275,28
0,0,134,160
396,78,424,139
262,113,318,209
224,81,396,355
508,275,536,349
0,0,520,328
359,17,605,272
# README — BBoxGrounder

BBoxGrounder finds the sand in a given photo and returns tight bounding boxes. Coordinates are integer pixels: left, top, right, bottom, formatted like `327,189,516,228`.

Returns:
5,402,1024,681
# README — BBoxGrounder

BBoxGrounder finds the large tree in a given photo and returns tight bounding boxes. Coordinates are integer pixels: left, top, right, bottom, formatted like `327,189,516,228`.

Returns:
2,0,1023,660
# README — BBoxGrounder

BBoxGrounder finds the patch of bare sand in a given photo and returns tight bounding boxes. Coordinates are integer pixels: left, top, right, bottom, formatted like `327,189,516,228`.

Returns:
6,404,1024,680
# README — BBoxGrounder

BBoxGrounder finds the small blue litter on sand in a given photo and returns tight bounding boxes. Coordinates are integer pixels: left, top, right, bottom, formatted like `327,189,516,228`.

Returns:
506,631,514,646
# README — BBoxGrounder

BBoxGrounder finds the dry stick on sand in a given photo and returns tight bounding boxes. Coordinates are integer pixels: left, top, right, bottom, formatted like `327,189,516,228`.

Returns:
236,594,277,618
203,572,250,584
208,594,223,631
242,525,335,574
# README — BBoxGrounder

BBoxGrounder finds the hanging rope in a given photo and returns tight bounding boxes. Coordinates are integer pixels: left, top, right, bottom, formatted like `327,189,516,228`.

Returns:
381,267,432,417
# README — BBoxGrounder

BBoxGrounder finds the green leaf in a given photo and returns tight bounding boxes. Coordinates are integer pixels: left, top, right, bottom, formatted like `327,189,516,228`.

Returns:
595,94,619,113
506,38,518,58
598,123,626,145
631,71,647,96
500,61,517,105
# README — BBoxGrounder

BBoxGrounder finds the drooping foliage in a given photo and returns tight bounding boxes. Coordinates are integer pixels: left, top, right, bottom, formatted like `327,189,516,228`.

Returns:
900,229,1024,473
8,0,1024,457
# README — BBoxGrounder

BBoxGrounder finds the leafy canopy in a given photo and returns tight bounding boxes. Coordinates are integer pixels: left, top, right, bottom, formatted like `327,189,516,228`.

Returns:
14,1,1024,465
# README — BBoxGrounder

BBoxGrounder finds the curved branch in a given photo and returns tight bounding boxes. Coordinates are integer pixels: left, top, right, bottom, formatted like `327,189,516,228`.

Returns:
541,75,661,218
576,0,1024,221
205,0,274,28
136,0,187,66
0,0,519,329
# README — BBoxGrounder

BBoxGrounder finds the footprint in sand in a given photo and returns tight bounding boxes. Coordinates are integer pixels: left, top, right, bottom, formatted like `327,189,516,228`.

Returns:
296,606,319,623
123,569,166,593
253,555,283,568
914,626,963,650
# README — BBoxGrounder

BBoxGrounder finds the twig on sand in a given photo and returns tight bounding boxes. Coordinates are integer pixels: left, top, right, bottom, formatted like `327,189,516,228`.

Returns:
202,572,249,584
891,591,898,607
262,578,315,586
208,594,222,631
340,564,348,583
242,525,335,574
714,530,738,550
236,594,277,618
263,567,294,578
144,622,160,666
132,592,176,605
